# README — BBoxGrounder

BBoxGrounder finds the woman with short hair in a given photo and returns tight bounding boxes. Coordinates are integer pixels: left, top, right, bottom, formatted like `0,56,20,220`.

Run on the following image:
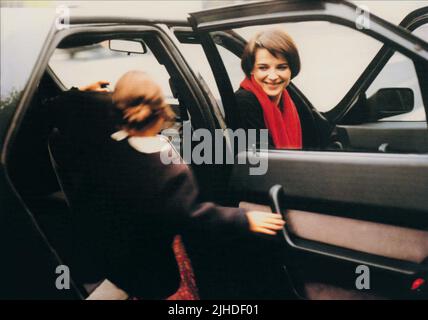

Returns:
236,28,303,149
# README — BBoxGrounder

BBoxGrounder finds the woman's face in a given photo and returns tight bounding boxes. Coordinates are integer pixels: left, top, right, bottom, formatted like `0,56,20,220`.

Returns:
252,48,291,104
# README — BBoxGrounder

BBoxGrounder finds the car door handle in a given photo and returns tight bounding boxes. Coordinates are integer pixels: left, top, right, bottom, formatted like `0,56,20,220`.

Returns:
269,184,428,276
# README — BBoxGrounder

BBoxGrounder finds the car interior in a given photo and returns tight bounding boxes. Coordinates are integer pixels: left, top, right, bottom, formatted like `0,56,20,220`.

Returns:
5,30,207,298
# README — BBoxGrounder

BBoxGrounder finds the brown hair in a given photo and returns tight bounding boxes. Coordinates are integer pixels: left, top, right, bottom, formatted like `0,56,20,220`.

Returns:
241,28,301,79
112,71,175,132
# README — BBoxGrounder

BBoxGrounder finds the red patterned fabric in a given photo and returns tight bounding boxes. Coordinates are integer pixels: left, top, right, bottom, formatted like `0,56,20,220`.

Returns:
240,76,302,149
166,235,200,300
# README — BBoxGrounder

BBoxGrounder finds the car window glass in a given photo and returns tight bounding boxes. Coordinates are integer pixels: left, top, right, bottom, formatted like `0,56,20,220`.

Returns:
413,23,428,42
208,19,427,154
216,21,382,112
366,51,425,122
365,23,428,122
49,40,177,103
176,42,224,115
216,45,245,93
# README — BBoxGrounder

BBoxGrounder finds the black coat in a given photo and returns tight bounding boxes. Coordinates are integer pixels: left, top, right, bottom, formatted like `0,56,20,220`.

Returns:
234,88,334,149
86,138,249,298
46,90,249,299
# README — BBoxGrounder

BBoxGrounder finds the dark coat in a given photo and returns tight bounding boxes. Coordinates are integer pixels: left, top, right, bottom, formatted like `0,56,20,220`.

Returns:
234,88,334,149
46,90,249,299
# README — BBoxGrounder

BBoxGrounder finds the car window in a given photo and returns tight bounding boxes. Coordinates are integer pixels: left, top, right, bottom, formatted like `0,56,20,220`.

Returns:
413,21,428,42
218,21,383,113
49,40,177,103
366,51,426,122
176,42,224,115
215,45,245,93
202,17,427,154
366,23,428,122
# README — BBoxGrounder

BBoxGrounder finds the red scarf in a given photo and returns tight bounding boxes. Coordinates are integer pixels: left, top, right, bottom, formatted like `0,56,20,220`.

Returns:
240,76,302,149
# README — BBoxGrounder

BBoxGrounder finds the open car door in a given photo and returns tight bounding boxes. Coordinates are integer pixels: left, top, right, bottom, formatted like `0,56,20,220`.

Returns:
188,0,428,299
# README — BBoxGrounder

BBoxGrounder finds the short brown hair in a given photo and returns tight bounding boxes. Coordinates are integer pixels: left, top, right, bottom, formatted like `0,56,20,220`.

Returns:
241,29,301,79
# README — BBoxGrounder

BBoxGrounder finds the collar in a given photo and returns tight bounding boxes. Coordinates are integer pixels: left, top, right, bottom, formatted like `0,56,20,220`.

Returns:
110,130,171,154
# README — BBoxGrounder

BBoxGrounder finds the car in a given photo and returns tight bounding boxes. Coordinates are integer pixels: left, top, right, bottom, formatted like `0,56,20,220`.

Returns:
1,0,427,300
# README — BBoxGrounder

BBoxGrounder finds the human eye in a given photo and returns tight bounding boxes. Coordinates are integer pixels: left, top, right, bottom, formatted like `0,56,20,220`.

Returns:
277,64,289,71
257,65,268,71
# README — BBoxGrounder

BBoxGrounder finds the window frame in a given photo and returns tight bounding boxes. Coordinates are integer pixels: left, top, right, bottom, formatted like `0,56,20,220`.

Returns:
327,7,428,124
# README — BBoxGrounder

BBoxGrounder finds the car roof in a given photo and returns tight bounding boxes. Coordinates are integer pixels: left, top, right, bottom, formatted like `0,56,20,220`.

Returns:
62,2,192,26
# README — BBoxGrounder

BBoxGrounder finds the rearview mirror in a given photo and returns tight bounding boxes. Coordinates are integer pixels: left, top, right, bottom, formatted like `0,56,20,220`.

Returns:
109,39,147,54
367,88,414,121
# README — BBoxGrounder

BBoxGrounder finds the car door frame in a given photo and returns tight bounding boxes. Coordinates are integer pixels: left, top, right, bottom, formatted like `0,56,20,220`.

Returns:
327,6,428,123
324,6,428,154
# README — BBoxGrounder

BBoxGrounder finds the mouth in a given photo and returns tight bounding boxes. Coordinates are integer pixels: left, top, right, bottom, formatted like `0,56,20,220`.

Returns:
263,81,285,90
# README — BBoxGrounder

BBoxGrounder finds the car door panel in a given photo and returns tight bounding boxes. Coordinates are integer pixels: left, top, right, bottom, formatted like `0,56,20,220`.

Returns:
230,150,428,298
239,187,428,300
285,210,428,265
337,122,428,153
230,150,428,216
240,201,428,264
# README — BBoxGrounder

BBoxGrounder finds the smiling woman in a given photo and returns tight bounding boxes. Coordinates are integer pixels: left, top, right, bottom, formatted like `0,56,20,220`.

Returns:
235,28,303,149
251,48,292,105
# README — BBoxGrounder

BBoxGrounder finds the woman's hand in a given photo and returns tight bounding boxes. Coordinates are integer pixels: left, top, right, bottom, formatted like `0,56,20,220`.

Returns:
79,80,110,92
245,211,285,235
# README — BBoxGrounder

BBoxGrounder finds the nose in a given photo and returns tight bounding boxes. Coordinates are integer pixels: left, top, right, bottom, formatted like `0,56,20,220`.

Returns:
267,70,279,81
